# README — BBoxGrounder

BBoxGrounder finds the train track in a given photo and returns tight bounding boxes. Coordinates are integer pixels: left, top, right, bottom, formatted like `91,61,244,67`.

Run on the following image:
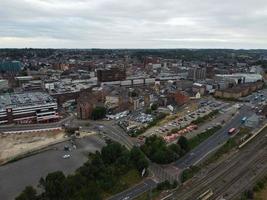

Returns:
209,153,267,199
169,128,267,200
229,166,267,200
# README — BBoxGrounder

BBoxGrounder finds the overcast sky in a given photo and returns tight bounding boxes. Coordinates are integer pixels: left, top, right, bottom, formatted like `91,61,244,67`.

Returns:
1,0,267,49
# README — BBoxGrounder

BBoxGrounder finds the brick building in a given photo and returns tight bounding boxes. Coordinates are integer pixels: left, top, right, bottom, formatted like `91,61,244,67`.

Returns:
167,91,190,106
97,67,126,83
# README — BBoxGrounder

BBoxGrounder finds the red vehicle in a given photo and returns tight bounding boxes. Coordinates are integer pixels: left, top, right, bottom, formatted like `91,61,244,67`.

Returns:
228,128,236,135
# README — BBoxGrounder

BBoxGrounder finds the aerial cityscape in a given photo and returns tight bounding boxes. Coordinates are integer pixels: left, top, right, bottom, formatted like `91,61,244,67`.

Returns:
1,1,267,200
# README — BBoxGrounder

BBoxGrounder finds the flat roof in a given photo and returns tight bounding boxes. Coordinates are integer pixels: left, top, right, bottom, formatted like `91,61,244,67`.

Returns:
0,92,56,110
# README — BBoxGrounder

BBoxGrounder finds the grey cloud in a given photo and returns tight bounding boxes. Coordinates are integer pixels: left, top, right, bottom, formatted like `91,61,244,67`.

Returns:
0,0,267,48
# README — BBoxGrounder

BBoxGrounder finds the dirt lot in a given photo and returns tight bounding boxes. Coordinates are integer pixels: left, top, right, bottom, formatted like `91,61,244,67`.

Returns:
0,130,65,164
255,188,267,200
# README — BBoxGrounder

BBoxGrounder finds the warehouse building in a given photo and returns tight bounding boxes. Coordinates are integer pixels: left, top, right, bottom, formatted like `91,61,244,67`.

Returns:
0,92,59,124
215,73,263,84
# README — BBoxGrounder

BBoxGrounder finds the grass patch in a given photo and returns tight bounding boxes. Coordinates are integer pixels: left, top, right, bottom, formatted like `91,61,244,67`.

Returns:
239,175,267,200
204,138,237,165
181,166,201,183
188,126,222,150
112,169,143,195
203,128,251,166
134,181,178,200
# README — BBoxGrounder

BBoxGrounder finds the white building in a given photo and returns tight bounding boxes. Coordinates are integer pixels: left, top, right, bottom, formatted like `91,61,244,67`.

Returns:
215,73,263,84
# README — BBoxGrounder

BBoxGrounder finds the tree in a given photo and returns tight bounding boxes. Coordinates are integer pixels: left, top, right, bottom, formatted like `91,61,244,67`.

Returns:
91,106,106,120
65,126,79,136
64,174,87,198
151,103,158,111
178,136,190,152
72,182,101,200
169,143,182,157
136,157,149,173
130,147,149,172
145,108,152,114
101,142,125,164
15,186,38,200
141,135,178,164
39,171,66,200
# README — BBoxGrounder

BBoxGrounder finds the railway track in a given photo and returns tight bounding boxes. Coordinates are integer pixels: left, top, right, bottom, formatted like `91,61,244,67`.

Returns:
169,128,267,200
210,153,267,199
229,166,267,200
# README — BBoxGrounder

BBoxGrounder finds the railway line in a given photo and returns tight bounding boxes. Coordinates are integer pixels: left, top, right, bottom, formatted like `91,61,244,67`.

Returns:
209,153,267,199
168,127,267,200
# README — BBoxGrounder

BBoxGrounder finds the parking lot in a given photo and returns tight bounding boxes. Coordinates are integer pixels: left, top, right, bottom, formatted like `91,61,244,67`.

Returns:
0,135,106,200
142,100,229,138
241,89,267,114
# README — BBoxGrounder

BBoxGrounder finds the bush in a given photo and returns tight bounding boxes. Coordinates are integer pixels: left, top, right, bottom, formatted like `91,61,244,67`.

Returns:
181,166,200,183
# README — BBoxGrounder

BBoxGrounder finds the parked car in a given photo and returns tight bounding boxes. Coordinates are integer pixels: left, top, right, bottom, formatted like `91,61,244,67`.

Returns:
63,154,71,159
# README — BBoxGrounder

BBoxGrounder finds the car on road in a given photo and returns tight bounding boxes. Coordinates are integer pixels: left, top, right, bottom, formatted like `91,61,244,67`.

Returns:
62,154,71,159
228,128,236,135
122,196,129,200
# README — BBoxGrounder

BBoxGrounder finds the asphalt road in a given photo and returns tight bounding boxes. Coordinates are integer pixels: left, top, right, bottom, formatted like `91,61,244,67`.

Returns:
108,179,157,200
0,135,105,200
174,105,252,169
81,122,135,149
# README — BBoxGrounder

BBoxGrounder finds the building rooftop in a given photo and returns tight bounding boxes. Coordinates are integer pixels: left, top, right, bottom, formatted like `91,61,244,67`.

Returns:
0,92,56,110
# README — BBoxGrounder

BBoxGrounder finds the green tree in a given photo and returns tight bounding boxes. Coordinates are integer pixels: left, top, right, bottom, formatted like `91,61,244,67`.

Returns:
178,136,190,152
15,186,38,200
151,103,158,111
64,174,88,199
169,143,182,157
72,182,101,200
101,142,125,164
39,171,66,200
91,106,106,120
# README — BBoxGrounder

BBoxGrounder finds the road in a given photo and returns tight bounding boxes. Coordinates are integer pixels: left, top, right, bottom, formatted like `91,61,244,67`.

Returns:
0,135,105,200
174,105,251,169
108,179,157,200
78,119,135,149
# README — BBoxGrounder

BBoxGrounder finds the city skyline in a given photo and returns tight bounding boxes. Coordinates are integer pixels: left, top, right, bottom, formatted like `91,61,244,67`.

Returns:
1,0,267,49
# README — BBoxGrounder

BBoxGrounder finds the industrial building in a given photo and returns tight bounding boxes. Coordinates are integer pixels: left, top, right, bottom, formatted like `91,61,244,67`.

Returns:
215,73,263,84
0,92,59,124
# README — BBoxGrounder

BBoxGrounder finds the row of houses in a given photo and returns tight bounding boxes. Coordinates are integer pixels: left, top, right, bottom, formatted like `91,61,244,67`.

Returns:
214,81,264,99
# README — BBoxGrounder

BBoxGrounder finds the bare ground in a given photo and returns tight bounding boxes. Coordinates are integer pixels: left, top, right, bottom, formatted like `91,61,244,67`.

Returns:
0,130,65,164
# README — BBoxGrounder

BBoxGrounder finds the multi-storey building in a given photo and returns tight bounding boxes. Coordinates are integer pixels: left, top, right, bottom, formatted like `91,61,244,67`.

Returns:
188,67,207,80
0,92,59,124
